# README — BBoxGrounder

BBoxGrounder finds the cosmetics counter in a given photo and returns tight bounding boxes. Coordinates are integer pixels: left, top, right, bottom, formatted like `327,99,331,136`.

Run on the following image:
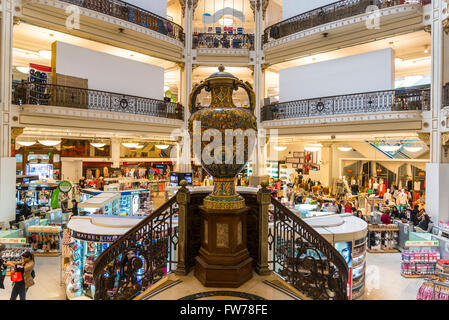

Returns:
80,188,152,216
63,215,145,300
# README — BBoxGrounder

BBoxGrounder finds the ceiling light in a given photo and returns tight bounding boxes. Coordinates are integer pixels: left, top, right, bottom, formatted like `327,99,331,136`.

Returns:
274,146,287,151
304,144,322,152
135,144,144,149
38,50,51,59
90,142,106,148
424,45,429,54
395,58,403,64
218,18,233,26
379,145,401,152
16,66,30,74
338,147,352,152
17,141,36,147
155,144,170,150
122,142,140,148
404,146,423,153
38,139,60,146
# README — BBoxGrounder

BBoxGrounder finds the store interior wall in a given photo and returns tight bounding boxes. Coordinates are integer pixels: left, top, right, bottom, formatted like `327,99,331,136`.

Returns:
426,163,449,223
282,0,337,20
279,49,394,101
61,160,83,182
126,0,167,18
53,42,164,100
0,158,17,226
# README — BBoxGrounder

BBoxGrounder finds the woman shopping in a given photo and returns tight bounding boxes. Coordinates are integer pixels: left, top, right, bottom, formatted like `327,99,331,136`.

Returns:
4,251,35,300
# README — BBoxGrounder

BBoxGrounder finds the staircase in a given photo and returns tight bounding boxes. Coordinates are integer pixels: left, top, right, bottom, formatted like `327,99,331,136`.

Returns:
93,184,349,300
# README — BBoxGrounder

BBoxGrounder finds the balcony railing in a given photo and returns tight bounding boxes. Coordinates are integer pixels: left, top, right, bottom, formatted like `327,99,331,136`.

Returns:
193,33,255,50
60,0,184,43
444,83,449,108
263,0,429,45
261,88,430,121
12,82,184,121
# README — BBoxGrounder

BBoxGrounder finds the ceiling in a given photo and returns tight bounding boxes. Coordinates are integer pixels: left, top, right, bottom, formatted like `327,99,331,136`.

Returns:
269,31,431,79
12,23,177,71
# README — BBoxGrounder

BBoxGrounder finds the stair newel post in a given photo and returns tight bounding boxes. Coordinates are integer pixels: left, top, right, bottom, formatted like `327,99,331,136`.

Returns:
175,180,190,276
256,181,271,275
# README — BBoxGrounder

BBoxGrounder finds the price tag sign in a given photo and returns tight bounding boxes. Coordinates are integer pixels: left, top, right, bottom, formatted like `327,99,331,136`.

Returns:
0,237,27,244
58,180,72,193
405,240,439,247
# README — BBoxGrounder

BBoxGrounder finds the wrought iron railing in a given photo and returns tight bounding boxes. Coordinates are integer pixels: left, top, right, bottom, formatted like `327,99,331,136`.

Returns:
193,33,255,50
93,195,179,300
12,82,184,120
268,197,349,300
263,0,428,45
92,185,349,300
261,88,430,121
60,0,184,42
444,83,449,108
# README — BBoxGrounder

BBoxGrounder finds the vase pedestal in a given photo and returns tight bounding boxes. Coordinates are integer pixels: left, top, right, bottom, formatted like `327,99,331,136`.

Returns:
194,206,253,288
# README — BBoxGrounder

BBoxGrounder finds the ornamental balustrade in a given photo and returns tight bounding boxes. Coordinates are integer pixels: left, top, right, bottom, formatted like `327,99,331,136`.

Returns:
61,0,184,42
261,88,430,121
92,184,349,300
263,0,429,45
193,33,255,50
12,82,184,121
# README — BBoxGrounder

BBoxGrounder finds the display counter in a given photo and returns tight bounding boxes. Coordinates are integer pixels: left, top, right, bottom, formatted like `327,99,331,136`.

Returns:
80,189,151,216
303,214,368,300
64,215,145,300
79,193,120,216
393,219,414,250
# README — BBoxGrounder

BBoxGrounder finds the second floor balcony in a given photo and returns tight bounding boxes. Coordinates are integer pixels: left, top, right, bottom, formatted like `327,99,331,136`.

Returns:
12,82,184,121
262,88,430,122
193,33,255,50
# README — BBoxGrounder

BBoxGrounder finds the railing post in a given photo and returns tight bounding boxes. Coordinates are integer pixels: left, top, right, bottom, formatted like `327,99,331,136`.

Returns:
256,181,271,276
175,180,190,276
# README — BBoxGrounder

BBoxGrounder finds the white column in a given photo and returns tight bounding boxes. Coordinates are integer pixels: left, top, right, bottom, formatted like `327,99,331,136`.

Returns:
320,143,333,188
0,0,16,227
426,0,449,223
111,138,121,168
178,2,193,174
250,0,267,185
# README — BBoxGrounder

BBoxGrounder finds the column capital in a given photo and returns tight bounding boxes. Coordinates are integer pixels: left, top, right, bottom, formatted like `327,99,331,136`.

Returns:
444,18,449,35
250,0,269,20
11,127,24,139
179,0,199,17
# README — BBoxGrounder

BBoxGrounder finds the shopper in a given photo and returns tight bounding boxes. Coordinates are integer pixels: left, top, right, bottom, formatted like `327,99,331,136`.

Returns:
417,213,431,231
0,243,6,289
381,209,392,225
356,210,366,222
391,206,400,219
78,177,86,189
71,199,79,217
5,251,35,300
410,204,420,226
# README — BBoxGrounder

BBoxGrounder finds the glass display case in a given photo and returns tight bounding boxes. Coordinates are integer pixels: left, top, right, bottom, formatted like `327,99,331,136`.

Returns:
78,193,120,216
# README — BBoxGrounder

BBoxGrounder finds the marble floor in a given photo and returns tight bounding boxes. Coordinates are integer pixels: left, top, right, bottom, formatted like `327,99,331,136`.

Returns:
0,256,66,300
0,248,424,300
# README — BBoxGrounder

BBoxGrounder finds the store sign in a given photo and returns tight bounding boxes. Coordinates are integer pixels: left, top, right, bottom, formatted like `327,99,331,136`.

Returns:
405,240,439,247
286,157,300,164
0,237,27,244
58,180,72,193
71,231,121,243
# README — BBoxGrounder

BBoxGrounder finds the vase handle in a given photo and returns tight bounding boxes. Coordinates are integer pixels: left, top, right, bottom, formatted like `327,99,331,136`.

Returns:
189,82,209,115
236,80,256,113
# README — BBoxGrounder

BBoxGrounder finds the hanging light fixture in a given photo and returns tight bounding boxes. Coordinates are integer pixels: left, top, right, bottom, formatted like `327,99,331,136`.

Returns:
91,142,106,148
274,146,287,151
38,50,52,59
379,145,401,152
404,146,423,153
338,146,352,152
121,142,140,148
38,139,61,146
155,144,170,150
17,140,36,147
304,144,322,152
16,66,30,74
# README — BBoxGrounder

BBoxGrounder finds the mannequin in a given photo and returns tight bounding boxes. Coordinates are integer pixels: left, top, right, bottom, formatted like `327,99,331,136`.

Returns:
372,178,379,196
343,176,350,196
378,178,386,197
336,177,344,198
350,176,359,196
384,188,392,201
407,178,413,192
397,189,408,206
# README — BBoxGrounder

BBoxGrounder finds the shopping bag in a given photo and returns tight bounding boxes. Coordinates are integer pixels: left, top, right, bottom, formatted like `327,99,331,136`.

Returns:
10,271,23,282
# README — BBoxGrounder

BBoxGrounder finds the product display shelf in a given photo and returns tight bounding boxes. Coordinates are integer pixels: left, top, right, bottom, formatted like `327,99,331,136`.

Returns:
400,241,440,279
367,224,400,253
26,225,62,257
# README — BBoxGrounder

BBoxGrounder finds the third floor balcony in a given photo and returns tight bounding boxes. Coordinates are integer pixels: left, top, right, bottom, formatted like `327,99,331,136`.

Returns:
262,0,429,65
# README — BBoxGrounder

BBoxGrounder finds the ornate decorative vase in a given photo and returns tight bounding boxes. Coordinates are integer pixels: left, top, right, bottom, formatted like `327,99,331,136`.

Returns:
188,65,257,211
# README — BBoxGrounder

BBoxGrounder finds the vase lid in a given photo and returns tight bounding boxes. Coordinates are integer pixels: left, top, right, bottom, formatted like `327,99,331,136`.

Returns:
205,64,238,82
